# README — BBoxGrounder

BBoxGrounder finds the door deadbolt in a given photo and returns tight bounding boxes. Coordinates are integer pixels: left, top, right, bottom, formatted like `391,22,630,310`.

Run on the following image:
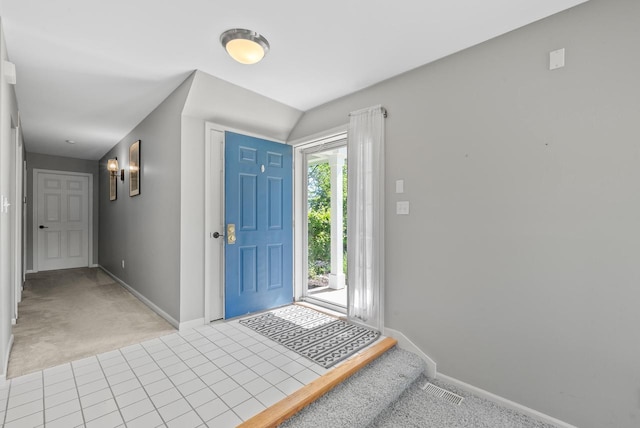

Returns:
227,224,236,244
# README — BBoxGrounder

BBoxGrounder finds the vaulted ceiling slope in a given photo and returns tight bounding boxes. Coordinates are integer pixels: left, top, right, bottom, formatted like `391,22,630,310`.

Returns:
0,0,588,160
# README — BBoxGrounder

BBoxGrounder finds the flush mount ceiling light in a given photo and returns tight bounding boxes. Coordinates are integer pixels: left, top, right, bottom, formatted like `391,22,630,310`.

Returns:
220,28,270,65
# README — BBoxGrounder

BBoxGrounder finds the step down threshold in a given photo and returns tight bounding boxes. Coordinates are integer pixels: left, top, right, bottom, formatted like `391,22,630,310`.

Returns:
238,337,398,428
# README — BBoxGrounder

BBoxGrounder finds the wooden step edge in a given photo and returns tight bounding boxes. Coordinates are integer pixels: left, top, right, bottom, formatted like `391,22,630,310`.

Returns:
237,336,398,428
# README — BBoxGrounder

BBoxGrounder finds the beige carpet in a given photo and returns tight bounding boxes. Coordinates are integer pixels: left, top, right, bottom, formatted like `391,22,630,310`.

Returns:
8,267,176,378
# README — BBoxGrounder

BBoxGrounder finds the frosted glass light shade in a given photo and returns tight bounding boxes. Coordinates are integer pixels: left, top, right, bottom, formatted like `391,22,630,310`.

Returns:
220,29,270,65
225,38,265,64
107,158,118,172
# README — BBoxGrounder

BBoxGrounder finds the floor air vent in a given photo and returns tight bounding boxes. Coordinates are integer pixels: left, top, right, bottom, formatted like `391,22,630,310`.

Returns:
421,382,464,405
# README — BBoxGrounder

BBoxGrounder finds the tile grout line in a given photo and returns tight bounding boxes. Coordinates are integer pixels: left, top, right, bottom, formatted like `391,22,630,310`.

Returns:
95,351,130,426
188,324,262,421
168,328,235,417
236,318,333,390
2,377,12,426
227,324,306,377
41,365,86,425
190,326,249,421
4,374,46,426
69,361,88,427
201,322,302,418
116,346,170,427
138,337,206,426
43,369,80,426
216,324,280,412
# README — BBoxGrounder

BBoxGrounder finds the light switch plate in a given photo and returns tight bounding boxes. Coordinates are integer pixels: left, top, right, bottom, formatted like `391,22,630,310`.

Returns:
396,201,410,215
549,48,565,70
395,180,404,194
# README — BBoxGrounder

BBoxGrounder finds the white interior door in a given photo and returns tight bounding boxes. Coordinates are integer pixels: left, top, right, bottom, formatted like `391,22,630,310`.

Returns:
9,125,16,324
205,126,224,321
13,127,23,321
22,160,26,281
36,172,89,271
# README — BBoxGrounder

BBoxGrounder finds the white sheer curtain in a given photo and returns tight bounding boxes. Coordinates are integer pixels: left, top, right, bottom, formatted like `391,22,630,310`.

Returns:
347,105,385,332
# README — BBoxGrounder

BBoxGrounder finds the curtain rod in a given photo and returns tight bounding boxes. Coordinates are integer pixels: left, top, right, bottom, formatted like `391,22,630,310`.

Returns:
348,105,387,118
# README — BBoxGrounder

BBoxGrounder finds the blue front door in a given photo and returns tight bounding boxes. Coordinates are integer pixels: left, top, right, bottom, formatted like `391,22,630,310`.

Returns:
224,132,293,318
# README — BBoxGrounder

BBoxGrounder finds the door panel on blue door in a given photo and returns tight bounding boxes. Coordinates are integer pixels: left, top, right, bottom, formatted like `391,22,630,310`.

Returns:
225,132,293,318
268,244,283,290
240,174,257,230
240,246,257,294
268,177,283,230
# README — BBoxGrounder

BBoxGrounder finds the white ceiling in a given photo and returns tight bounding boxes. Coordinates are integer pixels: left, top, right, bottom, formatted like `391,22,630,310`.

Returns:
0,0,587,160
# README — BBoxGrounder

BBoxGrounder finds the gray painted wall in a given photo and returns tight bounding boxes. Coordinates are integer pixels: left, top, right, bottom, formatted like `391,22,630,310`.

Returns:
182,70,302,142
99,74,194,324
289,1,640,427
25,153,99,270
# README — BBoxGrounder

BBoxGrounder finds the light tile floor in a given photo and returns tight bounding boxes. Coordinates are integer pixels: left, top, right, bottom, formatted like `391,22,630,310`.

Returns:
0,318,330,428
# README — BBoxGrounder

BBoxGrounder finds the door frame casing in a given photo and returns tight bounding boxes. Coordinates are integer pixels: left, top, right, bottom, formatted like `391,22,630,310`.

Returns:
291,127,348,309
203,122,289,321
32,169,93,272
204,123,225,323
299,136,348,311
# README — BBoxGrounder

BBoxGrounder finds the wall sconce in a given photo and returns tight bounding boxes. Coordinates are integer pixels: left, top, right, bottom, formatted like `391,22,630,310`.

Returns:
107,157,125,181
107,158,118,174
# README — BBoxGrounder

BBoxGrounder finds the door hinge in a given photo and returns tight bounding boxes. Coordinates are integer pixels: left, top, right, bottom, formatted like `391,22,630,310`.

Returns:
1,195,10,213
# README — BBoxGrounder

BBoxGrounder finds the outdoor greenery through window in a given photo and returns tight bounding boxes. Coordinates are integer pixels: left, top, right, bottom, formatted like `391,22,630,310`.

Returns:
308,163,347,279
306,145,348,307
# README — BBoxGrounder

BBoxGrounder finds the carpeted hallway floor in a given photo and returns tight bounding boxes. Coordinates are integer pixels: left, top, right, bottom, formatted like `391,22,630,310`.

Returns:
8,267,176,378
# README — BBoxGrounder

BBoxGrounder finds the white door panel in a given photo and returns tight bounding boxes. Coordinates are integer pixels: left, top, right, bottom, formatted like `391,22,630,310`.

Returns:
14,127,24,321
36,172,89,271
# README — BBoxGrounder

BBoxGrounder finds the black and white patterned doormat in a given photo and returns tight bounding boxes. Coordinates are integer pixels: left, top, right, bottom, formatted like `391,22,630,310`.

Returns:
239,305,380,368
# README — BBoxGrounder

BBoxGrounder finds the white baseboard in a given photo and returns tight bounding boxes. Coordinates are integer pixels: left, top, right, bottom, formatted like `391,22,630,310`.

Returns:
26,269,36,274
99,265,179,330
383,327,437,379
436,373,577,428
1,334,14,382
89,264,99,268
179,318,205,331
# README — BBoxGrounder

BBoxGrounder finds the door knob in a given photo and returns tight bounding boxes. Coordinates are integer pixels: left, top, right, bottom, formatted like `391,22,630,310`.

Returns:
39,225,48,229
212,231,223,239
